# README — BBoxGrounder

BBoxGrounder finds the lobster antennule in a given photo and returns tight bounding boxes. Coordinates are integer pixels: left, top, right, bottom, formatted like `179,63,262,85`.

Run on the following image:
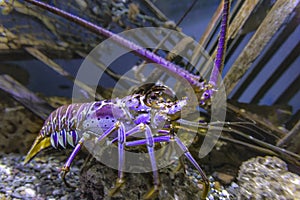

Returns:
23,135,51,164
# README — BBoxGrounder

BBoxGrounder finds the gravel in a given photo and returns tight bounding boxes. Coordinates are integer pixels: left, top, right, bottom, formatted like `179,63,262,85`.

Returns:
0,152,237,199
0,152,83,200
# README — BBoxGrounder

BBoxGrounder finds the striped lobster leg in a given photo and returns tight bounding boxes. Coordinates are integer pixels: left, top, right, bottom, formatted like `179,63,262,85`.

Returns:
126,133,209,200
108,123,161,199
60,123,120,187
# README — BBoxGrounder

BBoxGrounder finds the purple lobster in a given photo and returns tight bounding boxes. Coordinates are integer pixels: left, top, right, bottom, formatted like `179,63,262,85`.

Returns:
23,0,230,199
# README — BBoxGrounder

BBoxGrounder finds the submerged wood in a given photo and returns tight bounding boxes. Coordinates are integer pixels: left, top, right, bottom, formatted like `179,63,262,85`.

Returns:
277,120,300,152
224,0,300,94
228,0,261,39
24,47,107,100
0,74,53,120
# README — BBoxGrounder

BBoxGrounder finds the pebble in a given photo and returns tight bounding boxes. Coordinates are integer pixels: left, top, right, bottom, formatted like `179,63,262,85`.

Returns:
0,152,82,199
52,188,63,196
184,167,237,199
213,171,235,184
25,188,36,197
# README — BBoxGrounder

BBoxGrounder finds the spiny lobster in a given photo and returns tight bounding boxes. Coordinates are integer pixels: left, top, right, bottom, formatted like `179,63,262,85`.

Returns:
23,0,230,199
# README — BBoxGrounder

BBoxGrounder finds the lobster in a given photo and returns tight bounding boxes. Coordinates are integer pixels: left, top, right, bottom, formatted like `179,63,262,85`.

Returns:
24,84,211,199
23,0,231,199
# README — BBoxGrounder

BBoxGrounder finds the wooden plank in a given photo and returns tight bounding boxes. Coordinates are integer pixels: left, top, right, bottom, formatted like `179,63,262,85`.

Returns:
224,0,300,94
275,73,300,104
197,2,223,49
203,0,256,56
0,49,77,61
190,1,223,70
200,0,259,76
0,75,53,120
0,25,65,54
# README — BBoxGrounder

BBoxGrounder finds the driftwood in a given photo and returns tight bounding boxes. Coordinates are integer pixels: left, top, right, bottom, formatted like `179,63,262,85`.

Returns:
224,0,300,94
0,74,53,120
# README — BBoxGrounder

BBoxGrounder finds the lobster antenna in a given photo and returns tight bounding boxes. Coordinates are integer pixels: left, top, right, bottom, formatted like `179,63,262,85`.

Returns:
208,0,230,88
23,0,204,89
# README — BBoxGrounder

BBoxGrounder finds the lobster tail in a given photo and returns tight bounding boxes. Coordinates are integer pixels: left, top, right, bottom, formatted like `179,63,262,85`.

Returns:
23,135,51,164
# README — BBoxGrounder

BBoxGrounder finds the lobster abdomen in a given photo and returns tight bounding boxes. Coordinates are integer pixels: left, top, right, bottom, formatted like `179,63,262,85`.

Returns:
23,102,93,163
41,103,92,149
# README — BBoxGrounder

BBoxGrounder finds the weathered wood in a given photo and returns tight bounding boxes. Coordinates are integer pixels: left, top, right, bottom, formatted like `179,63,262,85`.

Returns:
0,25,65,51
277,120,300,153
224,0,300,94
0,75,53,120
25,47,105,100
0,49,77,61
143,0,168,21
197,2,223,49
199,0,259,76
228,0,261,39
205,0,261,61
231,11,300,100
221,0,262,66
251,41,300,103
275,73,300,104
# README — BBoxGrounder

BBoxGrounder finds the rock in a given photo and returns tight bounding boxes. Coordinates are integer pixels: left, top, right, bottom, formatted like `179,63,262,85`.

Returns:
237,156,300,199
80,158,207,200
79,158,235,200
24,188,36,198
213,172,235,184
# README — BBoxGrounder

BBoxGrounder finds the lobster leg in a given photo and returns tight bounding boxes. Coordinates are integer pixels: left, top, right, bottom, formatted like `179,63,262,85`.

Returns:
108,122,127,196
109,123,160,199
61,124,119,187
174,136,209,200
61,137,85,187
126,134,209,200
142,125,160,200
109,124,146,144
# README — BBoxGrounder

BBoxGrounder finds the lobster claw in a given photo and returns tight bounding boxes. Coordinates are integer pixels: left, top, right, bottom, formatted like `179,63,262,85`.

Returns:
23,135,51,164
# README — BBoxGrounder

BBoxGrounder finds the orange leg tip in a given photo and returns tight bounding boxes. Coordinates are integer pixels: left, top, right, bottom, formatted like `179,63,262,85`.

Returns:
200,181,210,200
61,166,70,173
108,178,125,197
142,185,159,200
